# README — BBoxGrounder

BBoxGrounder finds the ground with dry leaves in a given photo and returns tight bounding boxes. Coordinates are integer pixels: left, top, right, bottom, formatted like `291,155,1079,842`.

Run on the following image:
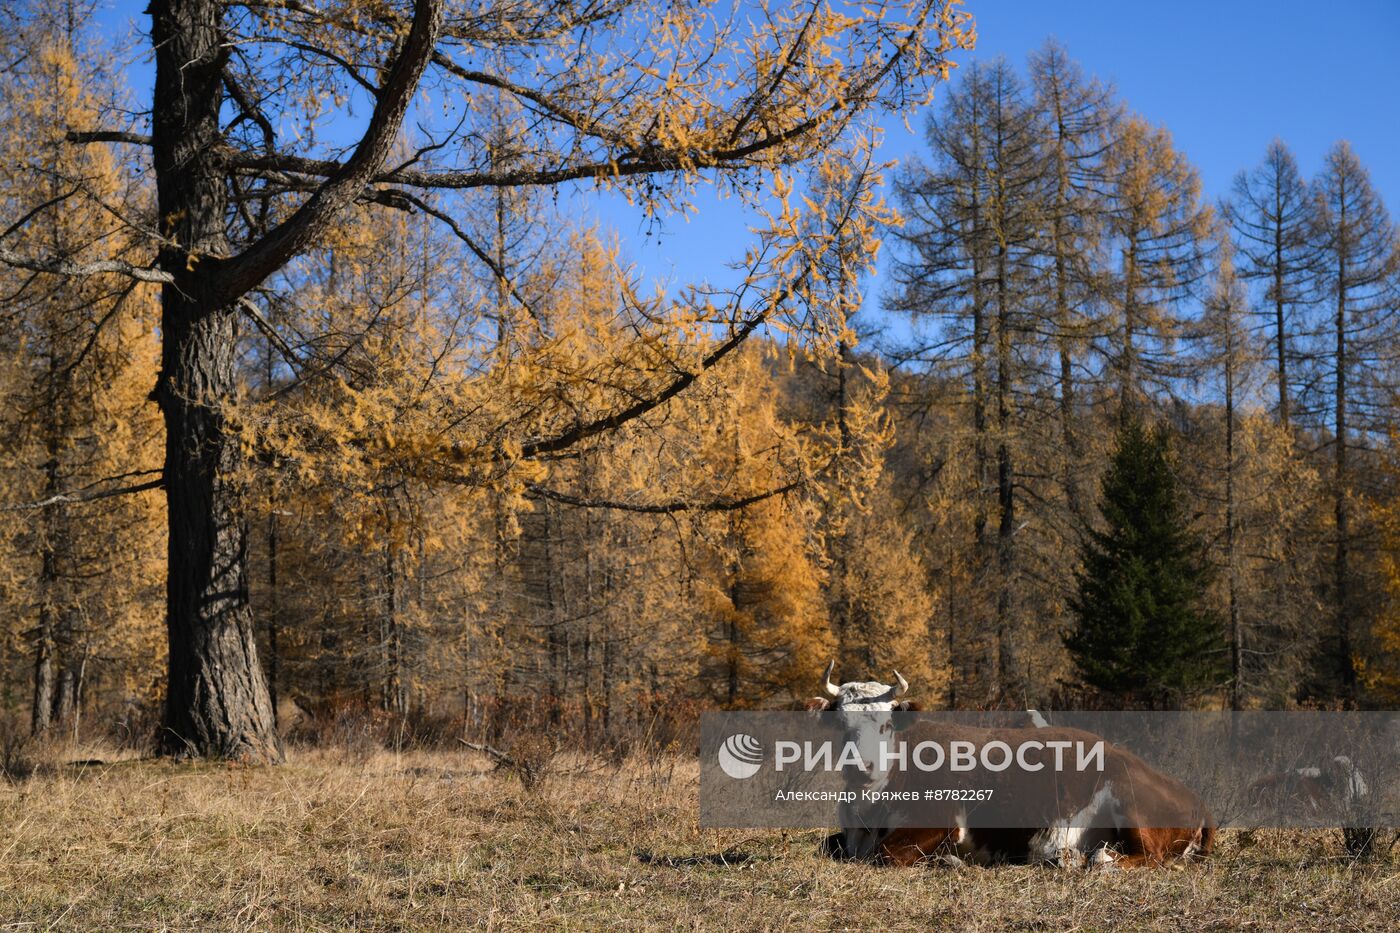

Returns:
1,746,1396,930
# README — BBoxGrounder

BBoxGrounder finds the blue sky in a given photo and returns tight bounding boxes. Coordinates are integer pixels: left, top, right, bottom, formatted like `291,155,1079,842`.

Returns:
600,0,1400,321
93,0,1400,324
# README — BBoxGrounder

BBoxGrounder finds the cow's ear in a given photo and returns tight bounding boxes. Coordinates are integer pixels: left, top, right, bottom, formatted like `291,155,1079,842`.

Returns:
806,697,832,715
896,701,922,712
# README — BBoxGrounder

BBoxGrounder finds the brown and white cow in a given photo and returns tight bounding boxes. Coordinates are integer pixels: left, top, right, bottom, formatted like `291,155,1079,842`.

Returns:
1247,755,1370,820
807,662,1215,868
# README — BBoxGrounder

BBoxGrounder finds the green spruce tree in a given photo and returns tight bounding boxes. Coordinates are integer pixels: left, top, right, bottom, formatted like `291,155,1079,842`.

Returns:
1066,417,1226,705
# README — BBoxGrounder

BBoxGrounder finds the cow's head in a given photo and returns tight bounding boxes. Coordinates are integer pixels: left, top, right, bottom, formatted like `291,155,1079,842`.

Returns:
806,660,919,786
805,659,917,715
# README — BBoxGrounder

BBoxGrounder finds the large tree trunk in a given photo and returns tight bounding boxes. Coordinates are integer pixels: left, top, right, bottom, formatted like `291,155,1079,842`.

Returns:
150,0,279,761
140,0,433,757
156,298,280,760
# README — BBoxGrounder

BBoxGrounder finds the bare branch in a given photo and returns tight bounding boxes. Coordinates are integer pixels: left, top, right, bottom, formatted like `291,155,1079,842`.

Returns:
1,475,164,512
238,296,303,373
368,187,540,325
214,0,444,301
65,281,141,376
220,10,941,192
66,130,153,146
524,478,803,513
1,189,79,241
0,246,173,283
429,53,632,149
223,68,278,153
519,311,768,459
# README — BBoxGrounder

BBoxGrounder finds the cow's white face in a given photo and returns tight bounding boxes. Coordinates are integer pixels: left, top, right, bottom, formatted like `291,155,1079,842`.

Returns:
808,666,913,788
835,685,900,787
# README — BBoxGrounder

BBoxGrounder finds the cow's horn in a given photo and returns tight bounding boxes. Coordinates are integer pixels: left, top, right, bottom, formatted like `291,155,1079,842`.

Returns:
891,671,909,698
823,660,841,697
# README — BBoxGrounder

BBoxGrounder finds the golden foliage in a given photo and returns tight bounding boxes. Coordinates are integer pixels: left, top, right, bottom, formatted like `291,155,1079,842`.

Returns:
0,23,165,723
1361,435,1400,703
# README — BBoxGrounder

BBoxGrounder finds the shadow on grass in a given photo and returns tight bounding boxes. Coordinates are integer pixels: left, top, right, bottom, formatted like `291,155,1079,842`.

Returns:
634,849,774,868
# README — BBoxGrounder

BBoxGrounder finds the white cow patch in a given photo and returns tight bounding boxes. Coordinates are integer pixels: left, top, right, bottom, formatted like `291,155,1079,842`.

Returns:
1030,782,1121,867
1089,845,1119,870
1332,756,1369,804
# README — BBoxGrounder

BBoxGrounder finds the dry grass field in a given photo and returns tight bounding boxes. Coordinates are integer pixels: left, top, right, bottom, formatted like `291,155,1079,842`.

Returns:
2,745,1398,931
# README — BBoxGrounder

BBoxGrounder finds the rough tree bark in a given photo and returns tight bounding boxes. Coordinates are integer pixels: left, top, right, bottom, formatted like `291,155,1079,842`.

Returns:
147,0,441,760
148,0,276,759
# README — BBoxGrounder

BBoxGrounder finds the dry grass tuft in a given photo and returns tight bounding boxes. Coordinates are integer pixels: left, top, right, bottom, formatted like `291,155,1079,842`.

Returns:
1,744,1396,930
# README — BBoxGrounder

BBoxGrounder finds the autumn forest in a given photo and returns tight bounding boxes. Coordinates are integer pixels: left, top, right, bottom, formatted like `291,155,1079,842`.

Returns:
2,0,1399,767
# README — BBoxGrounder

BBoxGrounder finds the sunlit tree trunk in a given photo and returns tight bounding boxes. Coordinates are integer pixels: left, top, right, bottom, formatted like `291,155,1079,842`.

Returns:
150,0,279,760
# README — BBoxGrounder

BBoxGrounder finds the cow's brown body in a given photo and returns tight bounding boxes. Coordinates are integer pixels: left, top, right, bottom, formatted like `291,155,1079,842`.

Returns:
807,664,1215,869
824,720,1216,868
1246,755,1368,823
